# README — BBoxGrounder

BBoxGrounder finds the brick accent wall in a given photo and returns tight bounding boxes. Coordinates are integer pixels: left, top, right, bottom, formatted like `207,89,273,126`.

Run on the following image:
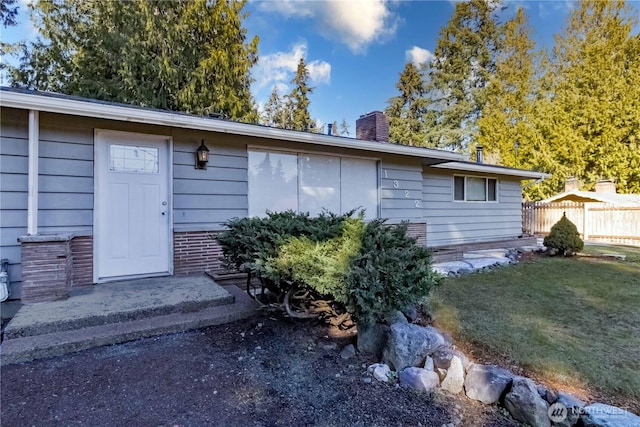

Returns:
20,239,72,303
405,222,427,247
174,231,228,275
71,236,93,287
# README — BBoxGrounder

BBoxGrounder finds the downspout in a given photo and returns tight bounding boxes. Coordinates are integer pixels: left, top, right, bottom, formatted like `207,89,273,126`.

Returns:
27,110,39,235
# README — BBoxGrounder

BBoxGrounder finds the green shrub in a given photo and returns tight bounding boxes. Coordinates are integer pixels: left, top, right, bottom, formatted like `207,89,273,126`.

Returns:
218,210,353,292
219,212,440,326
543,213,584,256
266,217,366,304
346,220,441,325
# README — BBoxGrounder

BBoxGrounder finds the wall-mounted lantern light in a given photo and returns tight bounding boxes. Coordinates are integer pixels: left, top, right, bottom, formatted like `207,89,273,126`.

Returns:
195,139,210,170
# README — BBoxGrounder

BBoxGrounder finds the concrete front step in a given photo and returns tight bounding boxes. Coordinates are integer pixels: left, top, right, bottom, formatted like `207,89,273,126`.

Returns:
0,285,258,365
4,275,234,339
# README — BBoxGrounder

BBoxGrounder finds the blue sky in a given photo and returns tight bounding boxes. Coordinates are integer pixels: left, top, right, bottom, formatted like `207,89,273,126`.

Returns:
3,1,639,133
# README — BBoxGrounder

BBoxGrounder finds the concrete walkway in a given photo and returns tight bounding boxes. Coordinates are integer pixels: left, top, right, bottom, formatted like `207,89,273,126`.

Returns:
1,275,258,365
432,244,544,276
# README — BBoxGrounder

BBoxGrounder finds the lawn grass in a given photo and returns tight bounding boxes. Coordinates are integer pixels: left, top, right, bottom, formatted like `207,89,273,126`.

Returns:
580,243,640,262
429,248,640,412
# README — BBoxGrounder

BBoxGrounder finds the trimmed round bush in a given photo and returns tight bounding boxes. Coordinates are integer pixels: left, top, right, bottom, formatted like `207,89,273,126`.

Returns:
543,213,584,256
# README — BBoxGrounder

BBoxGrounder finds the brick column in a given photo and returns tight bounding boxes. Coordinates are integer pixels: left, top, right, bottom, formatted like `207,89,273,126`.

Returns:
18,234,74,303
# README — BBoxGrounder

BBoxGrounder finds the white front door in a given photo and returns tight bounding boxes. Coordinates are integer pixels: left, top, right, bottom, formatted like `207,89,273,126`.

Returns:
94,130,172,282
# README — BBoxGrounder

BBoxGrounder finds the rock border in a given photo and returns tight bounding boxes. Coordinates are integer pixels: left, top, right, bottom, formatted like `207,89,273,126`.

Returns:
356,312,640,427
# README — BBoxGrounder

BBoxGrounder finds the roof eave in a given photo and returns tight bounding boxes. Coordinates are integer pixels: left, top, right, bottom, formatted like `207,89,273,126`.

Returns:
0,89,467,162
430,161,550,180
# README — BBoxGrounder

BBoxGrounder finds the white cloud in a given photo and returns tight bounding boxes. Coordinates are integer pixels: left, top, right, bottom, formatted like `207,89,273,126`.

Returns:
253,42,331,92
307,61,331,85
258,0,400,54
405,46,434,65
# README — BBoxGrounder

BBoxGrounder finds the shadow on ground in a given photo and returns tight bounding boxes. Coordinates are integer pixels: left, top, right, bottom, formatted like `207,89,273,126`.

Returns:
1,314,520,427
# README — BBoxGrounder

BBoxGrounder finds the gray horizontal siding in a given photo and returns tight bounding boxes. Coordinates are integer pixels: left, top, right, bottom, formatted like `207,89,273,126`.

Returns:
38,115,94,233
380,159,425,220
1,108,28,298
423,168,523,246
172,129,248,232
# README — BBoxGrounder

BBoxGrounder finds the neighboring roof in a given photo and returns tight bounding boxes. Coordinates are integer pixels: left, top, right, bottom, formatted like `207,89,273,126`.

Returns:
541,189,640,205
0,87,548,180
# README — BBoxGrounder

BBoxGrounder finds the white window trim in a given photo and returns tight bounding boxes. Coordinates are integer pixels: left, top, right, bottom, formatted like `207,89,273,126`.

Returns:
452,174,499,203
247,147,381,218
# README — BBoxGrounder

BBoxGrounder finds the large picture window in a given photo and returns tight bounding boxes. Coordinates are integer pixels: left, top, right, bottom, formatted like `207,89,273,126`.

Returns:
453,176,497,202
248,150,379,218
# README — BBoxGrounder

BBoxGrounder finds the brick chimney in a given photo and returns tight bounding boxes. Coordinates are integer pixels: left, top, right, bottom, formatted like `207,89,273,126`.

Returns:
356,111,389,142
595,179,616,194
565,177,579,192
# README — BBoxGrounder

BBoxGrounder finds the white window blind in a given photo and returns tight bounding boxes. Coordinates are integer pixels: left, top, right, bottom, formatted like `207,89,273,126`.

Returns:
248,151,298,217
248,150,379,218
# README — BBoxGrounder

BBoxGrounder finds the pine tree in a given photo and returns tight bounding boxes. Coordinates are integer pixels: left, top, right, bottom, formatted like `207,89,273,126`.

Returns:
330,120,339,136
289,57,314,132
543,0,640,194
386,62,428,146
262,87,284,127
1,0,18,27
9,0,259,121
476,7,554,200
0,0,20,80
425,0,502,151
339,118,350,136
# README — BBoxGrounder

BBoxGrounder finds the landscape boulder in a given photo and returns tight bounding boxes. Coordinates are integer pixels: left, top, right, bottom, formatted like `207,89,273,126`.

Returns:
368,363,391,383
357,322,389,358
581,403,640,427
399,367,440,392
431,346,455,370
464,364,513,404
549,392,585,427
340,344,356,360
440,355,465,394
423,356,435,372
382,322,445,371
504,377,550,427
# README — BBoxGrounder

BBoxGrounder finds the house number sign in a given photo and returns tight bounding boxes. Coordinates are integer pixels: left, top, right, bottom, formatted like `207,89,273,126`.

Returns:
383,169,422,208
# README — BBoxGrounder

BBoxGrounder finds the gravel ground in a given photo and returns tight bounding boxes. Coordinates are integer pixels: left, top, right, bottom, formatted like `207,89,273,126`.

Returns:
1,313,521,427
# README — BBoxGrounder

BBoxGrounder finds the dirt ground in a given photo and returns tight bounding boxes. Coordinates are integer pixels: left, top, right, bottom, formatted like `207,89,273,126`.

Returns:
1,313,521,427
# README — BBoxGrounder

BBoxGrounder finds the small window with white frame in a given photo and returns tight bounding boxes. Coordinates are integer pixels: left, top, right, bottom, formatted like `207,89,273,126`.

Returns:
453,175,498,202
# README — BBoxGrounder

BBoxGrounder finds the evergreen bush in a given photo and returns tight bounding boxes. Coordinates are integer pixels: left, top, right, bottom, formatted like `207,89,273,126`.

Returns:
218,210,352,292
346,220,440,325
219,212,440,326
266,217,366,304
543,213,584,256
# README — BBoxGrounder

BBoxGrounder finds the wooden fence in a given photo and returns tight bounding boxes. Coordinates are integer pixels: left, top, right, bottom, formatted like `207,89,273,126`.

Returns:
522,201,640,246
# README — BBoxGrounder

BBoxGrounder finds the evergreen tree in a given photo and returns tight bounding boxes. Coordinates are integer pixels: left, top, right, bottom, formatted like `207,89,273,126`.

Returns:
477,7,553,199
339,118,350,136
425,0,502,151
330,120,339,136
543,0,640,194
289,57,314,132
1,0,18,27
0,0,20,79
262,87,284,127
9,0,259,121
386,62,428,146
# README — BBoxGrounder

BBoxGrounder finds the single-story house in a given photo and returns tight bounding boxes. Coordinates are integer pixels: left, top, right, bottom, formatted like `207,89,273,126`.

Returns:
0,88,547,302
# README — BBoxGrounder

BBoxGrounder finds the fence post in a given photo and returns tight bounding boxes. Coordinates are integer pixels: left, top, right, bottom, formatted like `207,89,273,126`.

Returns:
583,203,589,241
